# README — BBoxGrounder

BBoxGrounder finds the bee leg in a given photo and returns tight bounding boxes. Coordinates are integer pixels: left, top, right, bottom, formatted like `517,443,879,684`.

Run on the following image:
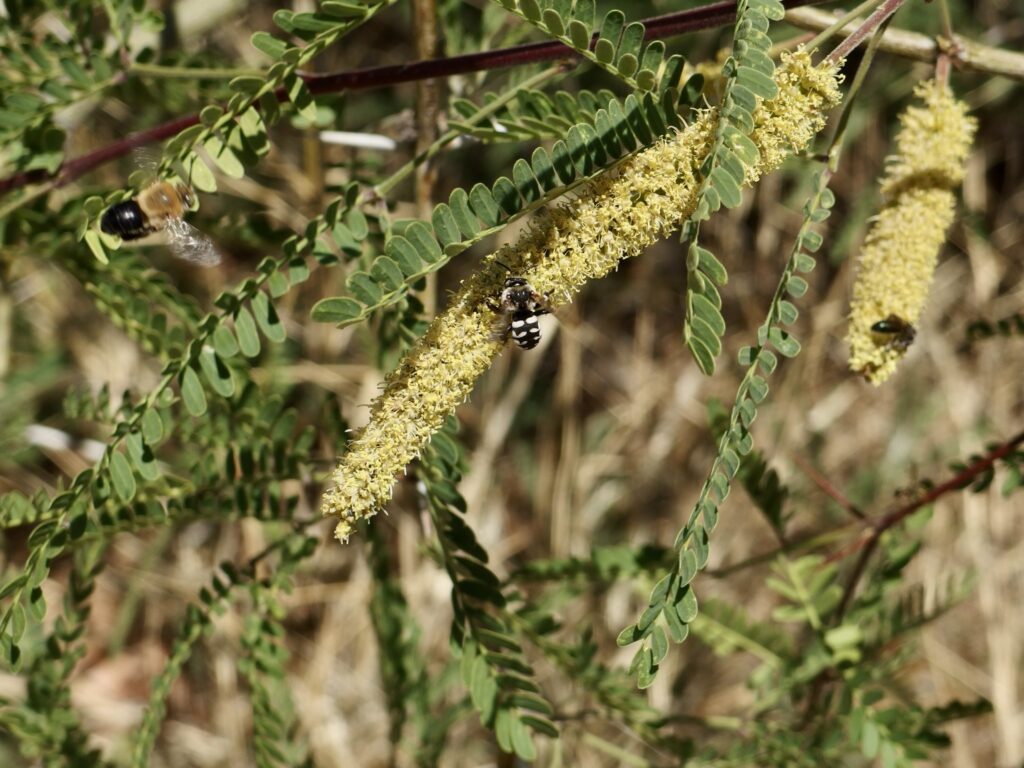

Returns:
486,300,501,312
533,293,553,315
489,316,512,344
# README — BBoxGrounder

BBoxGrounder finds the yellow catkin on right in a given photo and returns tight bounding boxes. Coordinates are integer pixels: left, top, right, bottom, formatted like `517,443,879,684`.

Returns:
847,80,977,384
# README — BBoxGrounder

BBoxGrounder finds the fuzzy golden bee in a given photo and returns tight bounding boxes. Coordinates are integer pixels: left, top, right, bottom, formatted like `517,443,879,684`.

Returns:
100,180,220,266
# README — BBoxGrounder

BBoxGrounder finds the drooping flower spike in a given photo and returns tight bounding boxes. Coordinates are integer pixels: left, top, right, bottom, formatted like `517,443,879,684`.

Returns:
323,52,843,542
847,80,977,384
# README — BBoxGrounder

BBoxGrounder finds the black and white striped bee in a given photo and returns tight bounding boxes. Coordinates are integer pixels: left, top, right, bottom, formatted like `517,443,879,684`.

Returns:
871,313,916,352
487,276,552,350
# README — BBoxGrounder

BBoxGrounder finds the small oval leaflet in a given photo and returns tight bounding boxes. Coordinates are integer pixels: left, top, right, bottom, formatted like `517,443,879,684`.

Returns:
234,307,262,356
311,297,363,325
109,451,137,501
252,292,287,343
180,365,208,416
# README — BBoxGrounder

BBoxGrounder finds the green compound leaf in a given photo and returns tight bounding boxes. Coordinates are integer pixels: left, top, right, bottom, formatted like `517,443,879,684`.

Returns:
567,19,590,51
284,73,318,122
252,292,287,343
735,65,779,99
491,176,522,216
512,158,542,202
747,374,769,403
126,432,161,481
267,270,290,298
183,152,217,193
691,292,726,336
234,306,262,357
211,324,240,359
691,316,723,358
776,299,799,325
84,229,109,263
404,221,443,263
321,1,371,18
698,247,729,285
447,187,480,238
635,646,657,689
786,275,809,297
180,365,208,416
710,167,742,208
370,256,404,292
802,229,824,251
345,271,380,306
203,132,245,179
141,408,165,445
541,9,564,37
530,146,557,190
768,327,801,357
687,334,717,376
518,0,541,21
251,31,288,59
550,141,577,184
199,347,235,397
386,236,424,276
109,451,137,501
469,182,502,227
431,203,462,248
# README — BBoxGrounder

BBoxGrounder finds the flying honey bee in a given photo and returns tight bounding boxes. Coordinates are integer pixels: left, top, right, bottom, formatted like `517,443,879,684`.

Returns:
100,180,221,266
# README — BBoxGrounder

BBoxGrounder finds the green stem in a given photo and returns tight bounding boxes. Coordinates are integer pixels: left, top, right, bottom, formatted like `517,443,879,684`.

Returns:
936,0,954,40
803,0,882,53
0,184,52,220
129,62,264,80
374,65,566,197
580,733,652,768
826,0,907,63
826,5,893,168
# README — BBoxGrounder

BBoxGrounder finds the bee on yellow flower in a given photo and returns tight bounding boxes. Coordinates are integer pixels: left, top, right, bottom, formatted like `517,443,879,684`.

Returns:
847,80,977,384
323,52,843,541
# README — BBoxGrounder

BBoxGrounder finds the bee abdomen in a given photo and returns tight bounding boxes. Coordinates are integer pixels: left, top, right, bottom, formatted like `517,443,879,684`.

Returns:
510,311,542,349
100,200,149,241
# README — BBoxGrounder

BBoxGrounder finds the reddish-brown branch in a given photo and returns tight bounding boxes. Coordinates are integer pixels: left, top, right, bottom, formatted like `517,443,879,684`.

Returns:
801,427,1024,722
794,454,865,520
0,0,832,196
870,429,1024,531
825,0,907,63
829,427,1024,611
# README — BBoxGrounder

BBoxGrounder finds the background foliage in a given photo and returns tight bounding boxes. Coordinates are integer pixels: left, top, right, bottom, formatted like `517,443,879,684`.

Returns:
1,0,1022,766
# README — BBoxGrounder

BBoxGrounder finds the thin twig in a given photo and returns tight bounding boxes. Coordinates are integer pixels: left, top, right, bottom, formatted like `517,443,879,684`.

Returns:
794,455,865,520
873,429,1022,538
413,0,440,317
828,427,1024,599
935,52,952,86
804,0,881,53
825,0,908,63
789,6,1024,78
798,430,1024,724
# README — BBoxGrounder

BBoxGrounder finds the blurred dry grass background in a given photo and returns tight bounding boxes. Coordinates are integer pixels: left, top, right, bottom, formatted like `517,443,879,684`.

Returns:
1,1,1023,766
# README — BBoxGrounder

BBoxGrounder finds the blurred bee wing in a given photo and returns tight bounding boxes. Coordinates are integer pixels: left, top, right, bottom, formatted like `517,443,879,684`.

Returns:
165,217,222,266
489,313,512,343
131,146,162,171
129,147,163,187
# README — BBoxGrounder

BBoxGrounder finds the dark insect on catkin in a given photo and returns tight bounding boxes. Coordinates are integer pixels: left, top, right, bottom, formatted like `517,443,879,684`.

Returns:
487,276,552,350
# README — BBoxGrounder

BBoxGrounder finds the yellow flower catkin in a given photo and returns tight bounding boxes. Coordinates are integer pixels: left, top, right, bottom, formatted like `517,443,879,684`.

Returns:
847,80,977,384
323,52,842,541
